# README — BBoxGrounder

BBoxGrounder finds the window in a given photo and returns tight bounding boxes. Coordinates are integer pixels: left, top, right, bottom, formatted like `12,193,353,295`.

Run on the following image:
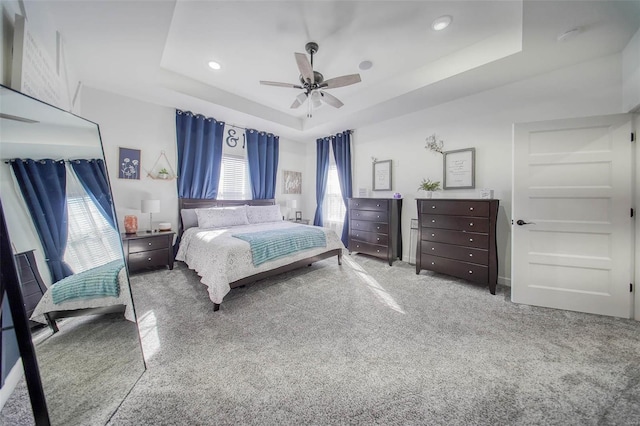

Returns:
218,154,251,199
64,173,121,273
323,157,346,232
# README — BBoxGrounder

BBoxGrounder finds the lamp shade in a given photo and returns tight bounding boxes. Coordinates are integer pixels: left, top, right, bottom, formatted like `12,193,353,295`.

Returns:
288,199,298,209
141,199,160,214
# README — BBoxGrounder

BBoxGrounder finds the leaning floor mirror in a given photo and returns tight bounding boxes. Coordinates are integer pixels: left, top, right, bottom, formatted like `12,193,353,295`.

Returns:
0,85,146,425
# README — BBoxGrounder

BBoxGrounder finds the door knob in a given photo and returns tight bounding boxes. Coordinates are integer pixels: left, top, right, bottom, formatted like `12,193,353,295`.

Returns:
516,220,534,226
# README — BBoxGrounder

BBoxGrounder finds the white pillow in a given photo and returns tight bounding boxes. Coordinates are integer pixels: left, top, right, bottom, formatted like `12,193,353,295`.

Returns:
246,205,283,224
195,206,249,228
180,209,198,230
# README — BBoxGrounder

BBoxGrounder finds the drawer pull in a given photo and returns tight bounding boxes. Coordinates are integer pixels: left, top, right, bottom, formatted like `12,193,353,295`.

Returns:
470,223,474,227
469,254,473,257
377,238,380,241
147,257,152,261
431,262,435,265
377,226,380,230
431,219,436,223
470,207,474,211
469,238,473,242
431,233,435,237
431,247,435,251
468,270,473,274
377,215,380,218
148,242,152,246
376,249,380,253
431,206,436,209
376,204,380,207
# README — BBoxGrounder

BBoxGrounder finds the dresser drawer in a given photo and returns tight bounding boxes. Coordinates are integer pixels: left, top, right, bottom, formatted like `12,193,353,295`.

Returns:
421,241,488,264
420,228,488,249
351,220,389,234
350,241,388,258
128,248,170,271
128,236,171,253
350,230,389,246
419,200,489,217
420,214,489,233
349,198,389,211
419,254,488,284
350,209,389,222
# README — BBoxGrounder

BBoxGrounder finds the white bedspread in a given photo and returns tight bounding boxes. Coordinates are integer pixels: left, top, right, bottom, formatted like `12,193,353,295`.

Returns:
30,268,136,323
176,221,344,304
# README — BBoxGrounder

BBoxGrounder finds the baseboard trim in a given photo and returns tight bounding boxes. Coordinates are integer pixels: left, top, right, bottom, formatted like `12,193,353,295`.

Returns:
498,276,511,287
0,358,24,411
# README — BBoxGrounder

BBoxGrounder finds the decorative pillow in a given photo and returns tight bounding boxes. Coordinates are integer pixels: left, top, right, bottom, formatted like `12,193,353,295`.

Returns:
246,205,283,224
195,206,249,229
180,209,198,230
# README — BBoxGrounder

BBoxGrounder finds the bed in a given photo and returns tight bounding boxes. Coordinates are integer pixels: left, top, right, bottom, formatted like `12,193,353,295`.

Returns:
30,262,136,332
176,198,344,310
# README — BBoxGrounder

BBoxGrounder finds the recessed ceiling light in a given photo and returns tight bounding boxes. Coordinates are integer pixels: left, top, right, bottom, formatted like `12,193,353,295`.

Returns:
557,27,581,42
432,15,452,31
208,61,221,70
359,60,373,70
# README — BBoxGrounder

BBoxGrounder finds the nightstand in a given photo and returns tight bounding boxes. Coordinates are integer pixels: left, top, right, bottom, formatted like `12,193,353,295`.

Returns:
121,231,175,274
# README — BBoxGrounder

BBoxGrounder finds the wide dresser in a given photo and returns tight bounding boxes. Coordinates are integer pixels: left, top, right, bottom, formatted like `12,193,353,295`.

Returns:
348,198,402,266
416,198,499,294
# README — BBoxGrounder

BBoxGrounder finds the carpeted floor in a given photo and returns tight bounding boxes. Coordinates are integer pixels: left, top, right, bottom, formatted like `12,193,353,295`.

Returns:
0,314,145,426
106,253,640,425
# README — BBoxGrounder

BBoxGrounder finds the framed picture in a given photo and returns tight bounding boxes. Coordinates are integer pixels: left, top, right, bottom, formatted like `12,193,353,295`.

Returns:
372,160,392,191
295,211,302,221
283,170,302,194
443,148,475,189
118,147,141,180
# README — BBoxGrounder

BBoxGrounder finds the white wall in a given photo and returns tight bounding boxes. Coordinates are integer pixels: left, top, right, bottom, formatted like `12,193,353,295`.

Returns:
623,28,640,113
79,86,308,233
346,54,624,285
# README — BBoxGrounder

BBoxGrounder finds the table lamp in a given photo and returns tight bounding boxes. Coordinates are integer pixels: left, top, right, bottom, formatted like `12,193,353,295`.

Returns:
141,199,160,233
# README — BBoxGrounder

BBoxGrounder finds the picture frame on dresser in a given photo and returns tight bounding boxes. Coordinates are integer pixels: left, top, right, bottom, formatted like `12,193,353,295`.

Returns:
372,160,392,191
443,148,475,189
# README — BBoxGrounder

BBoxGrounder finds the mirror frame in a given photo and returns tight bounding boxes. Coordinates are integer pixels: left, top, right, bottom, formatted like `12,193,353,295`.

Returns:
1,199,50,425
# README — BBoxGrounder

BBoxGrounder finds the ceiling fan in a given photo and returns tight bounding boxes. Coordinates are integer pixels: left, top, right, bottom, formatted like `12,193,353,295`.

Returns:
260,42,361,117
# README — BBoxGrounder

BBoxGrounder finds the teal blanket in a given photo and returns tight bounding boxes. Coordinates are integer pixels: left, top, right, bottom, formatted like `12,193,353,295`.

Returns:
52,260,123,304
232,226,327,266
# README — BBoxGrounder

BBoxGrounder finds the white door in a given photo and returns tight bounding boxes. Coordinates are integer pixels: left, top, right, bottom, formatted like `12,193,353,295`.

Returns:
512,114,633,318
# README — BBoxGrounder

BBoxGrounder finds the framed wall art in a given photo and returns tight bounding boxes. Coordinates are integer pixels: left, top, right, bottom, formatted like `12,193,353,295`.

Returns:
443,148,475,189
283,170,302,194
118,147,141,180
372,160,392,191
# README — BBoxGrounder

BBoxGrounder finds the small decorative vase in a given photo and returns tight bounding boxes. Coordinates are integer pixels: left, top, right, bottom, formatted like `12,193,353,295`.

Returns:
423,191,433,199
393,192,402,199
124,215,138,234
159,173,169,179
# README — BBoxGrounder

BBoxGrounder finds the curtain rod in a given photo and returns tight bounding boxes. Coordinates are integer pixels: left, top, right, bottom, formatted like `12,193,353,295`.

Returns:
3,159,102,164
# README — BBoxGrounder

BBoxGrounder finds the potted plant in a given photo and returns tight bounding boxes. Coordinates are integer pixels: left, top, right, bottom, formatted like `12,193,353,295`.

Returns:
418,178,441,198
158,168,170,179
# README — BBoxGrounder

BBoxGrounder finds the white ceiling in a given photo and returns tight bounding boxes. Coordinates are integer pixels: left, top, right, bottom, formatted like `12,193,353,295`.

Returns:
25,0,640,142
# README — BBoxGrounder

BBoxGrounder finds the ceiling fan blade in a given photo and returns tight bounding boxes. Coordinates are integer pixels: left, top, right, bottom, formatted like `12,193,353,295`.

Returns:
290,92,308,109
319,91,344,108
260,81,303,89
294,52,314,84
319,74,361,89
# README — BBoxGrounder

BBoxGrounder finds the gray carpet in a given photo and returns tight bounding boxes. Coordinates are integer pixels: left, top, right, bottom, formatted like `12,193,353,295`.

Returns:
1,314,145,426
105,253,640,425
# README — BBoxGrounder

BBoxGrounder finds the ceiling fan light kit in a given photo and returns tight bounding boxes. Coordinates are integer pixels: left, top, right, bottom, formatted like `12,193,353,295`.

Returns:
260,41,362,117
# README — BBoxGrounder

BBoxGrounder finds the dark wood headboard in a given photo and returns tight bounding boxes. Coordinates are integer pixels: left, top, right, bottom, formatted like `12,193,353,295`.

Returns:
178,198,276,237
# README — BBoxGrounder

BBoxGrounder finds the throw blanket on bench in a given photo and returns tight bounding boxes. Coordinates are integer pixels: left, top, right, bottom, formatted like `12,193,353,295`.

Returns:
232,226,327,266
51,260,124,304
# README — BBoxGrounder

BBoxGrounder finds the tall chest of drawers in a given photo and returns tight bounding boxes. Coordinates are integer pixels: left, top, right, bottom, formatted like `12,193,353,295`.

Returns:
348,198,402,266
416,199,499,294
